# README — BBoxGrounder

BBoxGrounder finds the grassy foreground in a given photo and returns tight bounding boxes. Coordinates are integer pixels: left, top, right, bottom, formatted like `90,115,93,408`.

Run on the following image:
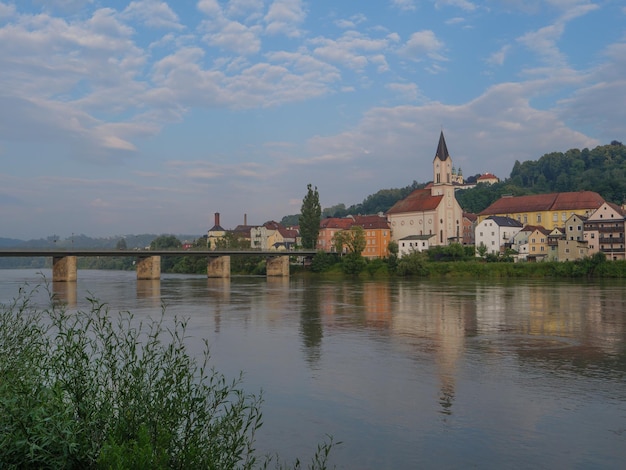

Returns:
0,285,336,469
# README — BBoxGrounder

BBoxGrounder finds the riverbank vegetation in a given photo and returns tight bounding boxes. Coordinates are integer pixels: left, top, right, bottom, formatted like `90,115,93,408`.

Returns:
303,244,626,279
0,285,337,469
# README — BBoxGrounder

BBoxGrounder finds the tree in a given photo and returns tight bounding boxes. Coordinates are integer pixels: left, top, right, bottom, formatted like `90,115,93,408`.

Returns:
150,235,182,250
115,238,127,250
299,184,321,249
332,226,366,255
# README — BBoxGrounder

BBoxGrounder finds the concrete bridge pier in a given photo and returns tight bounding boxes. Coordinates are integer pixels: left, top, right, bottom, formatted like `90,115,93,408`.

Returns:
52,256,77,282
136,255,161,280
266,256,290,277
208,256,231,278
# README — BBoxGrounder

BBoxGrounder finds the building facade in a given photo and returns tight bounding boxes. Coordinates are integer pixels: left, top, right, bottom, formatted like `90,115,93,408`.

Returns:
477,191,606,231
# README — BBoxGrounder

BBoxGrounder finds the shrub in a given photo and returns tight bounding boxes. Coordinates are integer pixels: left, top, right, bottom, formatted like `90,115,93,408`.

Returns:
0,284,336,469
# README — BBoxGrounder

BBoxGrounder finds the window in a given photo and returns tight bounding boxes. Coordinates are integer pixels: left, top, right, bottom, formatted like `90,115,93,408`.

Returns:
524,215,528,224
553,213,558,222
577,225,581,231
537,214,542,223
540,246,545,251
562,212,567,221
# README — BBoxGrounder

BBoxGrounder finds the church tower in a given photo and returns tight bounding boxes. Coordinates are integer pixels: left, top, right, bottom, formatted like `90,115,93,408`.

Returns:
433,130,452,185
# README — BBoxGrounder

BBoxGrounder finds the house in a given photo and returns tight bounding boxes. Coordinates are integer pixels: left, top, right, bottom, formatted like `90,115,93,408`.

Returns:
527,226,551,261
557,239,588,262
317,214,391,258
462,212,477,246
317,217,354,252
207,212,226,249
250,221,298,251
564,214,587,242
354,214,392,258
474,216,523,255
583,202,626,260
478,191,605,230
510,225,544,261
547,227,565,261
476,172,499,185
387,131,464,246
398,234,435,257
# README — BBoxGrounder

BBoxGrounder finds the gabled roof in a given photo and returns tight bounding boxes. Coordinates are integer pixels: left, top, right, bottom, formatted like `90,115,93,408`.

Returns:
353,215,390,230
386,188,443,214
485,216,523,227
320,217,354,230
519,224,545,233
463,212,478,222
209,224,225,232
434,130,450,161
479,191,605,216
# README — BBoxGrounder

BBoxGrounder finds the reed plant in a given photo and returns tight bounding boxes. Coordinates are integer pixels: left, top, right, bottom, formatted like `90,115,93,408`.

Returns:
0,284,336,469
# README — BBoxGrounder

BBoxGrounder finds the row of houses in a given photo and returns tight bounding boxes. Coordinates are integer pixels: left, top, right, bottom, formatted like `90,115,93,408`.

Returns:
207,132,625,262
476,196,626,261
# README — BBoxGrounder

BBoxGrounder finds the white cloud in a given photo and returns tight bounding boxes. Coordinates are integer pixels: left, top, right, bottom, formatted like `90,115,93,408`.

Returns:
518,3,599,68
387,82,422,102
122,0,184,30
398,30,445,61
265,0,306,37
391,0,416,12
487,44,511,66
435,0,477,11
310,31,391,72
201,19,262,55
0,2,16,18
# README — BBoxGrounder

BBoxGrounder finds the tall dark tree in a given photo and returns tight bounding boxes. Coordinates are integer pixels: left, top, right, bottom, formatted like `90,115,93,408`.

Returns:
299,184,322,249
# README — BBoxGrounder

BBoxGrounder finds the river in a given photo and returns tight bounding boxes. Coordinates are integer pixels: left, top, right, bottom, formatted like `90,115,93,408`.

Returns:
1,269,625,469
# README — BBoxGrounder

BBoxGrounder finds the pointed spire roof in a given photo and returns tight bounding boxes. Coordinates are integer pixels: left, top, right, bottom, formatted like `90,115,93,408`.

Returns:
435,130,450,161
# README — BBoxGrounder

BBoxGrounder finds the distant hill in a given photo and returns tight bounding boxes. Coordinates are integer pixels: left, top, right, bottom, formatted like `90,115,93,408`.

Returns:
0,238,23,248
281,141,626,223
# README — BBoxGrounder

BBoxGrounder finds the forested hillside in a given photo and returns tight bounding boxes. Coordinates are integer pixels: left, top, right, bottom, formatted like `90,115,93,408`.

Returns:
456,141,626,213
283,141,625,223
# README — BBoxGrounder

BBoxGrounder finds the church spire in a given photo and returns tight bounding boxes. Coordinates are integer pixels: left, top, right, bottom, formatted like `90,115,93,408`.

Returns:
435,130,450,161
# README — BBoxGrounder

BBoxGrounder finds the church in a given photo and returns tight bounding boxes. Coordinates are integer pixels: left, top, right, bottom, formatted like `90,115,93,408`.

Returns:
386,131,464,248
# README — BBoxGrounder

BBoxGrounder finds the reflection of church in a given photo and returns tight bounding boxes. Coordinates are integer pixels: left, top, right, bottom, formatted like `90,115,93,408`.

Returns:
387,132,464,246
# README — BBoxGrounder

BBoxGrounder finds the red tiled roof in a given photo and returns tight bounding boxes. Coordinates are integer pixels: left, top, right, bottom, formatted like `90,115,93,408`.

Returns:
386,189,443,214
463,212,477,221
353,215,390,230
479,191,605,216
320,217,353,230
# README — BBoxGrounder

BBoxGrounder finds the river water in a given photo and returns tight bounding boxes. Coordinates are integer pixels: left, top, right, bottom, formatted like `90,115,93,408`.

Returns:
1,269,625,469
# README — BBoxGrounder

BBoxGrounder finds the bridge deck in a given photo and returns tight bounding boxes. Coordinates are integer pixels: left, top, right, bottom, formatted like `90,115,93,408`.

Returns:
0,249,317,257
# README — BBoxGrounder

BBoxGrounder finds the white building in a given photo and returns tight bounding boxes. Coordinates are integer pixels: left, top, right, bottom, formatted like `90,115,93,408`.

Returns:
475,216,523,256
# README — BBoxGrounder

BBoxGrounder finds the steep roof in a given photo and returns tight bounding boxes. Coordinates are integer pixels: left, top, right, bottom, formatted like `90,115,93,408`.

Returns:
386,188,443,214
434,130,450,161
486,216,523,227
479,191,605,216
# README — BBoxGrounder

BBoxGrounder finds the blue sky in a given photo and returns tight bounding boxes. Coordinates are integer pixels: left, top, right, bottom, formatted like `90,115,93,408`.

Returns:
1,0,624,239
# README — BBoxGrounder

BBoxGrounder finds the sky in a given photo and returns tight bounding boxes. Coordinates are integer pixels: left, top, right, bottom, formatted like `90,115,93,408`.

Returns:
1,0,625,239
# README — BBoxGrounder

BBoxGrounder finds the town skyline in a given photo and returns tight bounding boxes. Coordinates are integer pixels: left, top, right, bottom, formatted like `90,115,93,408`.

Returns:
1,1,624,239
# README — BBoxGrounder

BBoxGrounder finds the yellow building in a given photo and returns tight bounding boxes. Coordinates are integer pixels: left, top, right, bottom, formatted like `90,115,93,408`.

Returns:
478,191,605,231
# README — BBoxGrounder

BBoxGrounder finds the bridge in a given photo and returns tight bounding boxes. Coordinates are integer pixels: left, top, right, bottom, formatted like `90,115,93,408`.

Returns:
0,249,317,281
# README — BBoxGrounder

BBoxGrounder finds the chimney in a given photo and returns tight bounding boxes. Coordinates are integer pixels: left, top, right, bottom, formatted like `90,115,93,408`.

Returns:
214,212,220,227
244,213,247,226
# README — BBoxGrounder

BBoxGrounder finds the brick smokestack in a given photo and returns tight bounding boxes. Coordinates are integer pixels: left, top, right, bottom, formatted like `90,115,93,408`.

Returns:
244,213,247,226
214,212,220,227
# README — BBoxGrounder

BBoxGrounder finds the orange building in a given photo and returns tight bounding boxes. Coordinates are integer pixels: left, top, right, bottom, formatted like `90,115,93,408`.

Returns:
317,214,392,259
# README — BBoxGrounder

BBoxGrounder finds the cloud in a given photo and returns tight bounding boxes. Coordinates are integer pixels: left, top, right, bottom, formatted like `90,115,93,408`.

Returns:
122,0,184,30
386,82,422,102
518,3,599,68
435,0,477,11
310,31,391,72
390,0,416,11
264,0,306,37
398,30,445,61
487,44,511,66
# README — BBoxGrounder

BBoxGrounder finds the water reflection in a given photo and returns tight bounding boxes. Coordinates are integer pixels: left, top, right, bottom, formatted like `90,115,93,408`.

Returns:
2,271,626,469
136,280,161,306
52,281,77,307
